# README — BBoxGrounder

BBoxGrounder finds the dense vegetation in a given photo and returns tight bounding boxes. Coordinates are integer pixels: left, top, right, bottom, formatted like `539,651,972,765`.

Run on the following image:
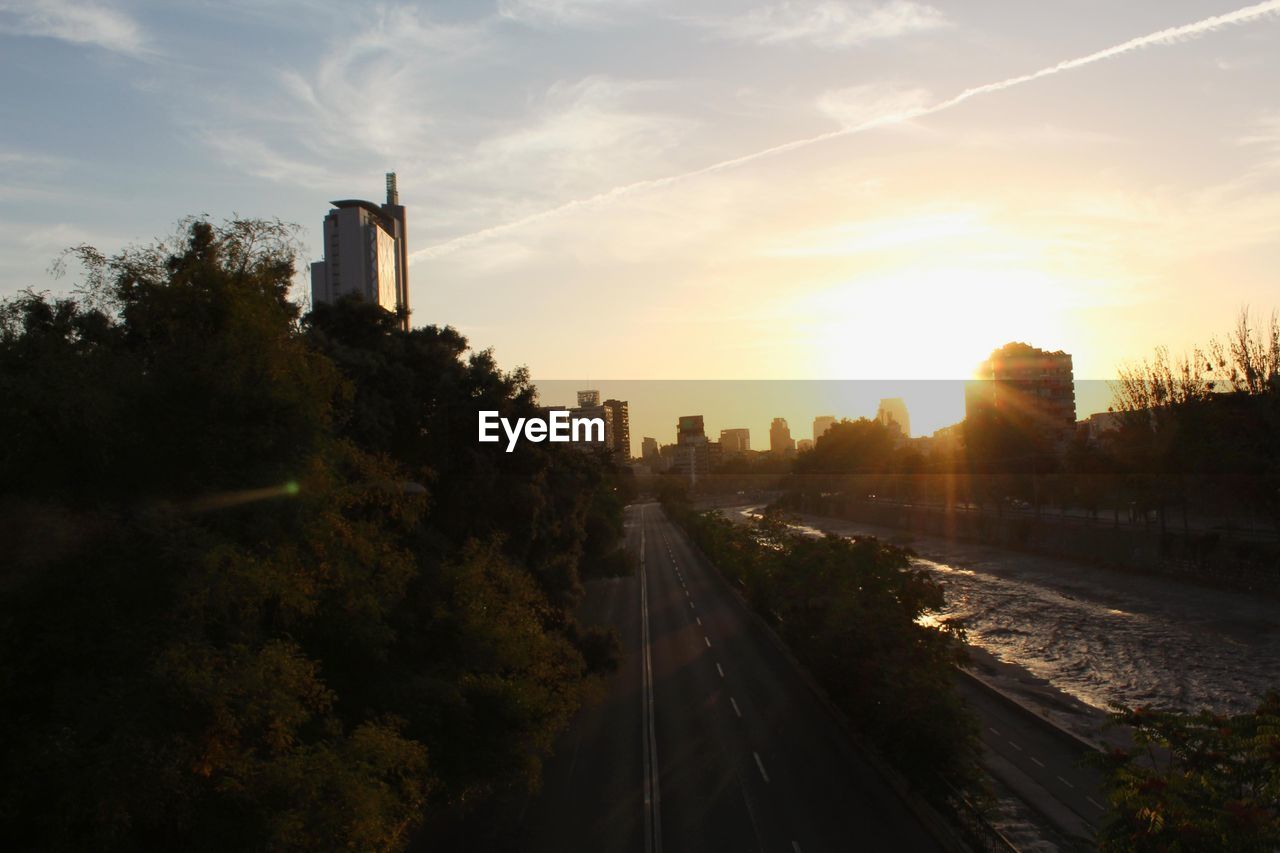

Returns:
1099,695,1280,851
0,219,628,851
657,483,978,799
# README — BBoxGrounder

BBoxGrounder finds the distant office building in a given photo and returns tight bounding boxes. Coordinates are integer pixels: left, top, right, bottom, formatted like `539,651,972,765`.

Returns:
797,438,814,453
770,418,795,457
577,389,601,407
641,436,660,462
1079,411,1124,443
567,401,612,451
875,398,910,437
812,415,836,443
719,428,751,456
604,398,630,461
965,342,1076,441
310,172,409,331
674,415,710,481
677,415,705,444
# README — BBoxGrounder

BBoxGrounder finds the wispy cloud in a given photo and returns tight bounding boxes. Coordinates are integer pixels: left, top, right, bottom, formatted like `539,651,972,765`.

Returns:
414,0,1280,262
498,0,650,27
0,0,148,56
700,0,947,47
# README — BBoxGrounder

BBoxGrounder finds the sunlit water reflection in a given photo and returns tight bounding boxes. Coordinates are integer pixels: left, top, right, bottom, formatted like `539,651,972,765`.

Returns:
736,507,1280,714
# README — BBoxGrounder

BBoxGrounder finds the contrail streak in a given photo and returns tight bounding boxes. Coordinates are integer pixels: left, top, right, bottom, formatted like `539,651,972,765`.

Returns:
412,0,1280,262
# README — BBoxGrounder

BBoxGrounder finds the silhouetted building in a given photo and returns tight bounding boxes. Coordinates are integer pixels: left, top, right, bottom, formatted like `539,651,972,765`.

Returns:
966,342,1076,442
677,415,705,444
875,398,910,437
770,417,795,457
674,415,710,481
720,428,751,456
641,436,659,462
311,172,409,330
797,438,814,453
568,401,612,451
708,440,723,470
604,398,630,461
812,415,836,443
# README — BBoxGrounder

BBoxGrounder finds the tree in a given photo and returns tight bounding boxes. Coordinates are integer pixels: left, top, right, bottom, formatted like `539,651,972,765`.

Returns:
0,219,624,850
1099,695,1280,851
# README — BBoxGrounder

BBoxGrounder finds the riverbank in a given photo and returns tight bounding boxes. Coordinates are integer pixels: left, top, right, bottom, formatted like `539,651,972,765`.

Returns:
792,495,1280,597
718,504,1280,720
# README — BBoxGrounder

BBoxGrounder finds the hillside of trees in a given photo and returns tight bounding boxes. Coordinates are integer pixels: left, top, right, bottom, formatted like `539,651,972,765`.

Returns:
0,219,628,851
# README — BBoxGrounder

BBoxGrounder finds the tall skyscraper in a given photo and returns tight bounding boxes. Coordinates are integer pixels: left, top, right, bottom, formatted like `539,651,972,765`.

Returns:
769,417,795,456
604,398,630,461
812,415,836,443
310,172,410,331
875,398,910,437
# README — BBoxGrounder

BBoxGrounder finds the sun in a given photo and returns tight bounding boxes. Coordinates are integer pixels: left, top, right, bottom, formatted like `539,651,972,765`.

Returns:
803,265,1075,380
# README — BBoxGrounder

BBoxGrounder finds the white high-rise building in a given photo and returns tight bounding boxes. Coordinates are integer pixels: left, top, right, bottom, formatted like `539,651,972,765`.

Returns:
310,173,409,330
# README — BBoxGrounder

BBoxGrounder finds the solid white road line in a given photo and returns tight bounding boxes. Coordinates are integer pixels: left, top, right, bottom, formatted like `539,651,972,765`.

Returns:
638,511,662,853
753,752,770,783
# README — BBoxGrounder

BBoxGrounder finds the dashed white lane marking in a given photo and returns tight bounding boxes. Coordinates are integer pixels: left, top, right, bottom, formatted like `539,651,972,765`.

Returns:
792,843,802,853
753,752,770,783
1086,796,1105,811
696,616,702,626
685,589,690,598
704,636,712,648
1057,776,1074,789
716,663,725,678
1008,740,1023,752
988,727,1000,736
689,601,695,609
730,697,742,718
1030,756,1045,768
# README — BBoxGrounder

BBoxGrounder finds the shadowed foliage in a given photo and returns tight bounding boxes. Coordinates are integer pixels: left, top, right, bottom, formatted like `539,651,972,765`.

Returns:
0,219,624,851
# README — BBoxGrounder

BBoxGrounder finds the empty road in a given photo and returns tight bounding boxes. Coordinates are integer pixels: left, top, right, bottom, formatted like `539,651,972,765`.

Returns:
519,502,945,853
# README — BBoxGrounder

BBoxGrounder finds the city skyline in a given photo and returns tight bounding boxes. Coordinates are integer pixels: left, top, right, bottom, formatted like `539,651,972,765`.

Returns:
2,1,1279,387
539,373,1113,458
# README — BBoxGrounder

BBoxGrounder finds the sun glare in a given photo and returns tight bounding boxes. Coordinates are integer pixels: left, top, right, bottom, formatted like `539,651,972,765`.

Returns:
805,265,1072,380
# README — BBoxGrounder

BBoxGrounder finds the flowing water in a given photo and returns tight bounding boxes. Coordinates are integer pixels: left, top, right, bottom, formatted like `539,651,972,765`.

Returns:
734,507,1280,715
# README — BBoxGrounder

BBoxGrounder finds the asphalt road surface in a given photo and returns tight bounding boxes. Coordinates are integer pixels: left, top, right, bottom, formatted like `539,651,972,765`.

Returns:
519,502,945,853
957,676,1107,842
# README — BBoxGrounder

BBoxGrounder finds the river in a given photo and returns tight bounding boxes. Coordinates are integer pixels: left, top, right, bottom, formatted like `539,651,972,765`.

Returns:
731,506,1280,716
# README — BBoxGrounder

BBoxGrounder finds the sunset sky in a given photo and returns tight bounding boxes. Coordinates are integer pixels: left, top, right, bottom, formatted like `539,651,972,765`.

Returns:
3,1,1279,442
